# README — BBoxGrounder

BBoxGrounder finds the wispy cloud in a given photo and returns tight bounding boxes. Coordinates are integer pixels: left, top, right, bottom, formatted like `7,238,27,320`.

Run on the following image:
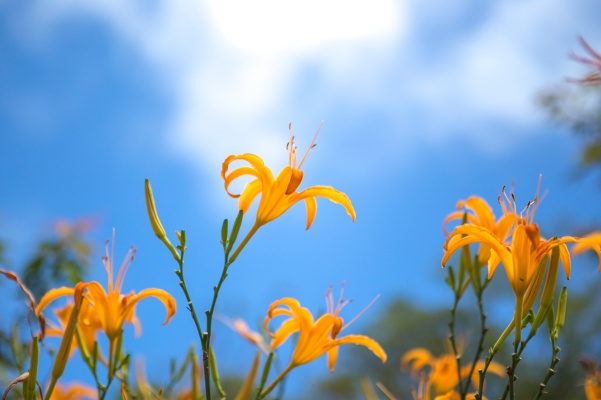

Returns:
15,0,601,180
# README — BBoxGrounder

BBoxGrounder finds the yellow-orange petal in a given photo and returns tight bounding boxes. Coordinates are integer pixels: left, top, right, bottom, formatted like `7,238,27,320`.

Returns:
444,225,512,275
84,282,110,329
327,347,339,372
269,318,300,350
256,166,293,224
401,348,435,374
461,197,495,227
36,287,76,316
222,154,275,187
238,179,262,214
133,288,177,325
304,197,317,230
223,166,261,198
330,334,387,364
572,232,601,272
292,185,356,223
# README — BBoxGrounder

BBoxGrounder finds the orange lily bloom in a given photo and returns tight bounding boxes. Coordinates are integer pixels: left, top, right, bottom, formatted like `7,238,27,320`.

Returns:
221,123,356,232
442,183,577,342
265,292,385,373
260,290,386,397
36,233,176,358
45,298,102,359
571,231,601,271
443,222,575,298
442,184,576,298
443,196,516,266
402,347,504,396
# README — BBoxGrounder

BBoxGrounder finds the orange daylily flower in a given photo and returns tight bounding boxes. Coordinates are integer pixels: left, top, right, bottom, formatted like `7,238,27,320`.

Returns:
36,233,176,357
265,290,385,373
442,183,578,343
49,382,96,400
45,298,102,359
402,347,504,396
221,123,356,232
571,231,601,271
442,184,576,298
583,359,601,400
443,222,575,298
443,196,516,266
260,289,386,397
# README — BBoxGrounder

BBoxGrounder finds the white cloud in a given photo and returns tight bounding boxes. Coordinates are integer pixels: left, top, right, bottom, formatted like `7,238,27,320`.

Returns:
18,0,601,181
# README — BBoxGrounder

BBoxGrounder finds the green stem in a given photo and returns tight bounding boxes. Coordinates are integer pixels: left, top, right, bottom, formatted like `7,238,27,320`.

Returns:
513,295,523,347
461,280,489,400
174,249,212,400
229,224,260,264
500,329,536,400
260,364,295,399
533,337,560,400
203,223,258,398
448,291,464,395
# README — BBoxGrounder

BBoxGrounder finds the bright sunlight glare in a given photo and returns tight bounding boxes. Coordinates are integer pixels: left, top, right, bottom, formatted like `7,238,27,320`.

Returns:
206,0,405,54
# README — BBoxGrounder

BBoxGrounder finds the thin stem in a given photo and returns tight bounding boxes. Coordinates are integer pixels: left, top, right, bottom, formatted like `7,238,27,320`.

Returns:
173,244,212,399
461,279,489,400
448,291,464,395
474,353,494,400
260,364,295,399
500,329,536,400
202,220,258,399
533,337,560,400
229,224,260,264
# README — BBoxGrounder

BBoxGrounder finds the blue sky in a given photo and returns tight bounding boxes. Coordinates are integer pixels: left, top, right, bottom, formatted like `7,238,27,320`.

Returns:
2,0,601,397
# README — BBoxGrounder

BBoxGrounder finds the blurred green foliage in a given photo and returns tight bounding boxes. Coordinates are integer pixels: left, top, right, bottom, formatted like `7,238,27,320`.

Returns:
0,220,94,397
310,281,601,400
540,85,601,171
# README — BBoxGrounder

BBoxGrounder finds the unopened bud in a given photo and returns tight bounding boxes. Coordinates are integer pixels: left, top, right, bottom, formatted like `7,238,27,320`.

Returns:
145,179,167,239
554,286,568,339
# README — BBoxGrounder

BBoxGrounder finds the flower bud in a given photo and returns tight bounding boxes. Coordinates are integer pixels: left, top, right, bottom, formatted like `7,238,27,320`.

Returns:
145,179,167,240
554,286,568,339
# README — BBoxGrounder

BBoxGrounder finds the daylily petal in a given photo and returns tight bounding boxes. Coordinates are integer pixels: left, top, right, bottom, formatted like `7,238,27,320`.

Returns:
443,224,513,281
223,167,261,198
36,287,76,316
270,318,300,350
221,154,275,188
238,179,262,214
132,288,177,326
327,346,339,373
292,185,356,224
85,282,114,337
304,197,317,230
257,166,294,224
292,314,336,364
329,334,387,364
401,348,435,375
572,232,601,271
